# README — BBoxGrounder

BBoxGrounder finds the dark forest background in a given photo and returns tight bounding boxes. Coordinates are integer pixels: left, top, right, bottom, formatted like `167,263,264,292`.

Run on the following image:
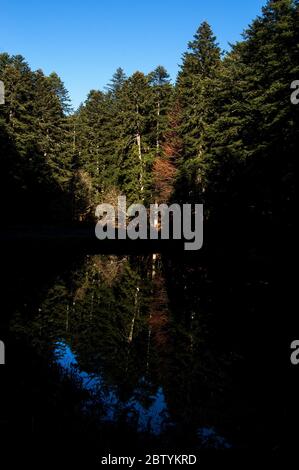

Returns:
0,2,299,465
0,0,297,250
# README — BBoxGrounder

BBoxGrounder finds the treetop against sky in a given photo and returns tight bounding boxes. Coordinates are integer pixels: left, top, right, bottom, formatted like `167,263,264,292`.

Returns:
0,0,266,108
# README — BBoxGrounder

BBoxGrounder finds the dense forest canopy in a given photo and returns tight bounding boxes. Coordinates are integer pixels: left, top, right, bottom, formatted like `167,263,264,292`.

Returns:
0,0,298,246
1,2,298,457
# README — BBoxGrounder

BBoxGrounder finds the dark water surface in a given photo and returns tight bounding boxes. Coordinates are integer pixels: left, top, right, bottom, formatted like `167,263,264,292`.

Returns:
0,241,296,463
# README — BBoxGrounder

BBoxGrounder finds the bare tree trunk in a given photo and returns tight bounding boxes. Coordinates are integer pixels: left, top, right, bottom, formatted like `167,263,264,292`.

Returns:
146,253,158,373
136,132,144,195
156,99,160,151
128,285,139,343
135,103,144,196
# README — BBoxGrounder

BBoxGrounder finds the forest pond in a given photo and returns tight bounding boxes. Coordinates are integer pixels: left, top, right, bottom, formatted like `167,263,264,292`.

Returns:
1,244,289,455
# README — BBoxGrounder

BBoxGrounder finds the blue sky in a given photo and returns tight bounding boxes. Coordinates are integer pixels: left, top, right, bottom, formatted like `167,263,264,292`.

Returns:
0,0,266,109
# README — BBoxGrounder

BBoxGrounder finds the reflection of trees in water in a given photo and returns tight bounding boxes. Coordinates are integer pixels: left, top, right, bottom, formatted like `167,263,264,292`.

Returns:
10,252,273,448
158,258,235,443
10,255,173,433
12,255,147,376
138,255,237,445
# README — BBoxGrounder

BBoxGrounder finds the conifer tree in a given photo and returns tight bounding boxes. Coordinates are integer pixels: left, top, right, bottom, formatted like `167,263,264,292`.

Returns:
176,22,221,201
106,67,127,96
148,66,172,153
204,0,298,235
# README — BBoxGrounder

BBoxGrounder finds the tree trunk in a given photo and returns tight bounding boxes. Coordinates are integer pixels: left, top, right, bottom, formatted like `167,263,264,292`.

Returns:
128,285,139,343
156,99,160,151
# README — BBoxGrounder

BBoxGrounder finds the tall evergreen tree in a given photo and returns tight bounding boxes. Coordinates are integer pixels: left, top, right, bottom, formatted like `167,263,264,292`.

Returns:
176,22,221,201
148,66,172,153
105,67,127,96
203,0,298,238
116,71,154,201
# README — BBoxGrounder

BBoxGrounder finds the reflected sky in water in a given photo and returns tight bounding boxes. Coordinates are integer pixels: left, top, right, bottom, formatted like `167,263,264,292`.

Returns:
55,340,169,435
